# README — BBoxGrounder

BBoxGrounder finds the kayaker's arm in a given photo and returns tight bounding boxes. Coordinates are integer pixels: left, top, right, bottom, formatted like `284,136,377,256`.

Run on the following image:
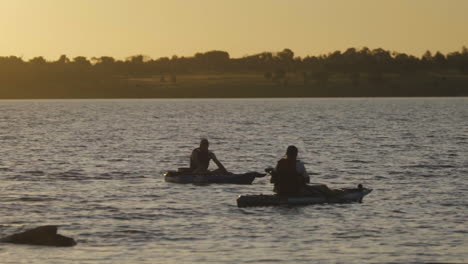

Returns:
211,153,227,173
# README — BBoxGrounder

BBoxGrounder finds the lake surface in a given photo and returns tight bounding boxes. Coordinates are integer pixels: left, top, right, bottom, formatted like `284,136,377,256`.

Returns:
0,98,467,264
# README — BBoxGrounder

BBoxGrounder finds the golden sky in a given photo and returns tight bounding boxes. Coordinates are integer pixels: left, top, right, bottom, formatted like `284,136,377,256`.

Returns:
1,0,467,60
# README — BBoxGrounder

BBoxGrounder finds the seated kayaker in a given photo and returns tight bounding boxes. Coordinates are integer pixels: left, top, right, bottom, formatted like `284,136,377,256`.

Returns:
274,145,336,197
274,145,309,196
190,139,228,173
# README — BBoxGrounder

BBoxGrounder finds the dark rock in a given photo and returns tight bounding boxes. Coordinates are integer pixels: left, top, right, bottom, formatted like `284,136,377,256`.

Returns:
0,225,76,247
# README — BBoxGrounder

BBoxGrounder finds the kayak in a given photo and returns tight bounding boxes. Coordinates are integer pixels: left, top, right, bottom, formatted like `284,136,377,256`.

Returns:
164,169,265,184
237,185,372,207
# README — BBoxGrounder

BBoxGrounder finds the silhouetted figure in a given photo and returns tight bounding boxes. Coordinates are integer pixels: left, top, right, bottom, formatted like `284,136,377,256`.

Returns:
190,139,227,173
273,146,309,196
0,226,76,247
273,146,337,197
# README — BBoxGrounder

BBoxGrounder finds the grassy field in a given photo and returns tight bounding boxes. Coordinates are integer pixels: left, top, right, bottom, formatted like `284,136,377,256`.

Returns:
124,72,468,98
1,72,467,99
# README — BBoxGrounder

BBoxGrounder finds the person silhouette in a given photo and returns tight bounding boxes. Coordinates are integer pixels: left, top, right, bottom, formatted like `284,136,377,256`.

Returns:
190,139,228,173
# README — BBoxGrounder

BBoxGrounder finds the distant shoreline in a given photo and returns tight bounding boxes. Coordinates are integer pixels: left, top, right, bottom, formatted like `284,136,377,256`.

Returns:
2,48,467,98
1,95,467,100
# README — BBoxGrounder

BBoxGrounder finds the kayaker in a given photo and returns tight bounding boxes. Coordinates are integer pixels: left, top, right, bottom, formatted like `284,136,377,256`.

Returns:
274,145,336,197
190,139,228,173
274,145,309,196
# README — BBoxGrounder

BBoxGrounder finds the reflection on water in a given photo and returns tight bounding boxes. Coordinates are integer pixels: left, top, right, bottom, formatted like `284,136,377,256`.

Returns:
0,98,467,263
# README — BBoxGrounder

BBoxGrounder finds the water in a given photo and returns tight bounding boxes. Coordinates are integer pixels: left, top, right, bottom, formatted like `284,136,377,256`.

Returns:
0,98,467,264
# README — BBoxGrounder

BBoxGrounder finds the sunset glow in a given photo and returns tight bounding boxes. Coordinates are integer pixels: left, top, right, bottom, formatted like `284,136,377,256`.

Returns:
1,0,467,59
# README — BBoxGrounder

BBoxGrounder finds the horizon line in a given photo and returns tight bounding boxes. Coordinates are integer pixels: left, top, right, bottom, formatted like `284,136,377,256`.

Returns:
3,46,468,61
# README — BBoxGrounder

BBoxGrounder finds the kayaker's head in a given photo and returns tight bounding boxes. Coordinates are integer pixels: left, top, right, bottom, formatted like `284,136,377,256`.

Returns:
286,145,298,160
199,138,209,152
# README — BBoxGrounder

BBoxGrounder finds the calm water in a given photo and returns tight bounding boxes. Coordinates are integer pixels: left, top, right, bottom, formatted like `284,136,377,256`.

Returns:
0,98,467,264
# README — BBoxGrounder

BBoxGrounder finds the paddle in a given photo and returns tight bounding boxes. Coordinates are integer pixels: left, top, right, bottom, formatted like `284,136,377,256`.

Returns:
245,171,266,178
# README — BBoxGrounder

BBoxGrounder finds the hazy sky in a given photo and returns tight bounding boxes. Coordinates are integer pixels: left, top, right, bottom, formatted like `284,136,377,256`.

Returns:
1,0,467,60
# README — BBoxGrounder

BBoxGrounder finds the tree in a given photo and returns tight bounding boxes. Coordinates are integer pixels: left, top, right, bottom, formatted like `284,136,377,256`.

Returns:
29,57,47,65
433,52,446,66
127,55,150,64
196,51,229,63
93,56,115,65
56,54,70,64
422,50,432,61
72,56,91,66
277,48,294,62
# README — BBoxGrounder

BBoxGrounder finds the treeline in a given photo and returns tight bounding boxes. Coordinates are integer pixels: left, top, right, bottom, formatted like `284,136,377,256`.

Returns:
2,47,468,75
0,47,467,98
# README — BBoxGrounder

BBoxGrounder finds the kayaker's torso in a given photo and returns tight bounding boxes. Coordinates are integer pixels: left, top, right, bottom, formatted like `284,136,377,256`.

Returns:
275,158,305,196
190,147,212,171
